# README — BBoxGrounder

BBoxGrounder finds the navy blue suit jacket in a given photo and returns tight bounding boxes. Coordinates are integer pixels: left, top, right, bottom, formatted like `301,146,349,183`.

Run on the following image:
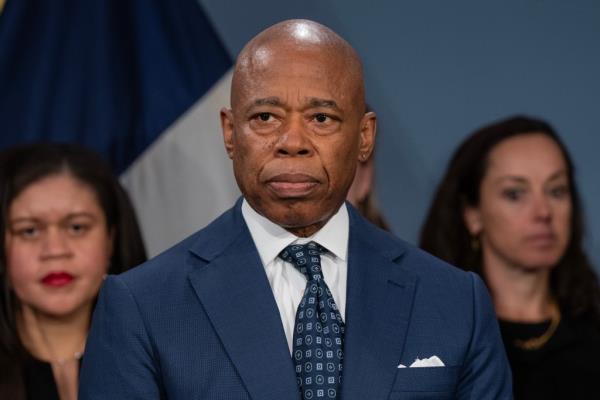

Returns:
79,200,512,399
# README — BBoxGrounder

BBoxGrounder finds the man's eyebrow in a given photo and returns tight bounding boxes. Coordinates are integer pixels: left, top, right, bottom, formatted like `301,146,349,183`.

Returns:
308,98,341,111
250,97,341,110
253,97,282,106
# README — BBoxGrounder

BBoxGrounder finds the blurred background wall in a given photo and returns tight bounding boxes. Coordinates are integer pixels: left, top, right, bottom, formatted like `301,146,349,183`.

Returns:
199,0,600,269
1,0,599,269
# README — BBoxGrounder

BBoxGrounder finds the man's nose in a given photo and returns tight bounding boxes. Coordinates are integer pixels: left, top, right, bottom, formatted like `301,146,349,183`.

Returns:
276,117,313,157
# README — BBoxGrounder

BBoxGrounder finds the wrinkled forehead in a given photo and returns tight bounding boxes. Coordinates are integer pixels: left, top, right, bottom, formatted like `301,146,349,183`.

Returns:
231,42,363,111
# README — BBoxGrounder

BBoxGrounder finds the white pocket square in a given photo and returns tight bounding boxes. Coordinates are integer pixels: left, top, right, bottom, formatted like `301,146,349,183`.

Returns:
397,355,445,368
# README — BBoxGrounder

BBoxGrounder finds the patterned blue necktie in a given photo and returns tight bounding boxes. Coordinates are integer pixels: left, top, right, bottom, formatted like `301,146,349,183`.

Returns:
279,242,344,400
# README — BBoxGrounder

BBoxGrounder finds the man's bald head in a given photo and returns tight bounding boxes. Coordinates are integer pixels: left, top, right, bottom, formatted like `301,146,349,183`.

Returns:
231,19,365,113
221,19,376,237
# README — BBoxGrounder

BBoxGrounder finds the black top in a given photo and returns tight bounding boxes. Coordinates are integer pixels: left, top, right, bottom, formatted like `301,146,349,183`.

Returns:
22,356,59,400
499,315,600,400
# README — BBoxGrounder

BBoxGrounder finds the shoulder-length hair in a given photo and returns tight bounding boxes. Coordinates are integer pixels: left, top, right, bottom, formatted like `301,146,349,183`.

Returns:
420,115,600,321
0,143,147,395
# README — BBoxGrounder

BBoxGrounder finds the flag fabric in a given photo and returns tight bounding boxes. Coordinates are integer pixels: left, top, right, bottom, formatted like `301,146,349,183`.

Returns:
0,0,240,255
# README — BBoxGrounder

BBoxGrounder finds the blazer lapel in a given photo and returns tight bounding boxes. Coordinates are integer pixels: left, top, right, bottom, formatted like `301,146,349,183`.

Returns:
187,205,300,400
341,213,418,400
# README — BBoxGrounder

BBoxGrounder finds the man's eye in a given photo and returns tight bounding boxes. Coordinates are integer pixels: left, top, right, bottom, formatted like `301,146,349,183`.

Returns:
249,112,280,132
314,113,329,123
257,112,272,122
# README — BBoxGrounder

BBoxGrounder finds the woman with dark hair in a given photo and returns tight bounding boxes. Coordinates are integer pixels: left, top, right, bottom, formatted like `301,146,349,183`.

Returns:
420,115,600,399
0,143,147,400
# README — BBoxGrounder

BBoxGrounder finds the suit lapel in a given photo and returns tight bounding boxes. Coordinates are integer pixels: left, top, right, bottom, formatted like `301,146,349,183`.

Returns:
341,212,418,400
187,204,299,400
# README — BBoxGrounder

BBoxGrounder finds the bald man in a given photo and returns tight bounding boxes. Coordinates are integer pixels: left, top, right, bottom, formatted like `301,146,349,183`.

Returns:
80,20,512,399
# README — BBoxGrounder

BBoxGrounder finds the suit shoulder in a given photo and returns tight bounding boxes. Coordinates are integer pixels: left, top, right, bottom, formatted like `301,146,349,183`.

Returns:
351,207,473,287
402,242,473,284
359,215,470,277
116,229,200,289
117,204,241,290
364,223,475,292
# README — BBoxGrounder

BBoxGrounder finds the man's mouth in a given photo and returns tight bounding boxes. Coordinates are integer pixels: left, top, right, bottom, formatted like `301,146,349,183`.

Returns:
266,173,320,198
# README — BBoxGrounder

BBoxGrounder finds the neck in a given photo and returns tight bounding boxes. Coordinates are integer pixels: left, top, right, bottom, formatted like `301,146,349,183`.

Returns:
482,254,554,322
18,303,91,363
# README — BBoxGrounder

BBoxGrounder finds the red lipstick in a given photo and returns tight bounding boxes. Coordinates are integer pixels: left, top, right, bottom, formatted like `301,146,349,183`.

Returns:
41,272,75,287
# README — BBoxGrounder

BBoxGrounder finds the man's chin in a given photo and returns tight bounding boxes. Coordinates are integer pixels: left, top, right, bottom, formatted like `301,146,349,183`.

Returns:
266,208,333,238
271,212,322,230
247,196,342,235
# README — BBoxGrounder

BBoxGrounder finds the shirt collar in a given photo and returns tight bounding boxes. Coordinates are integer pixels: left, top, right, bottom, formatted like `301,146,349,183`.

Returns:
241,198,349,266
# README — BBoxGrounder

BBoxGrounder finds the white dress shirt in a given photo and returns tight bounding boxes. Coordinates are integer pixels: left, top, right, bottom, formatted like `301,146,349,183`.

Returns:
241,199,349,354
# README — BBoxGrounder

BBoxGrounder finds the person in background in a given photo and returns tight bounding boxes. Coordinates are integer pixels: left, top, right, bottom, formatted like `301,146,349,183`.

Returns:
346,106,390,231
420,115,600,399
0,143,147,400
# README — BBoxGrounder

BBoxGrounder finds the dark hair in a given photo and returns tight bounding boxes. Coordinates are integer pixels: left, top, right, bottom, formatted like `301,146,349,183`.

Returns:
0,143,147,395
420,115,600,321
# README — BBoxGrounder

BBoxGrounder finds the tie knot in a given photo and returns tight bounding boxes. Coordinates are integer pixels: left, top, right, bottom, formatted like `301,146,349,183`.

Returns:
279,242,326,281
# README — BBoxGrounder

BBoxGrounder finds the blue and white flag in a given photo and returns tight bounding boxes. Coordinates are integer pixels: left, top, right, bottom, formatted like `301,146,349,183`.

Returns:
0,0,240,255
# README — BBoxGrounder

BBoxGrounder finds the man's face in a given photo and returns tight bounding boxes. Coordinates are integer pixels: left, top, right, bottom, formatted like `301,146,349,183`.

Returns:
222,45,375,236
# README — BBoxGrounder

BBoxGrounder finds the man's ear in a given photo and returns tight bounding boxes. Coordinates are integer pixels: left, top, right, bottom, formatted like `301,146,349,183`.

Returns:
463,205,483,236
220,108,235,159
357,111,376,161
